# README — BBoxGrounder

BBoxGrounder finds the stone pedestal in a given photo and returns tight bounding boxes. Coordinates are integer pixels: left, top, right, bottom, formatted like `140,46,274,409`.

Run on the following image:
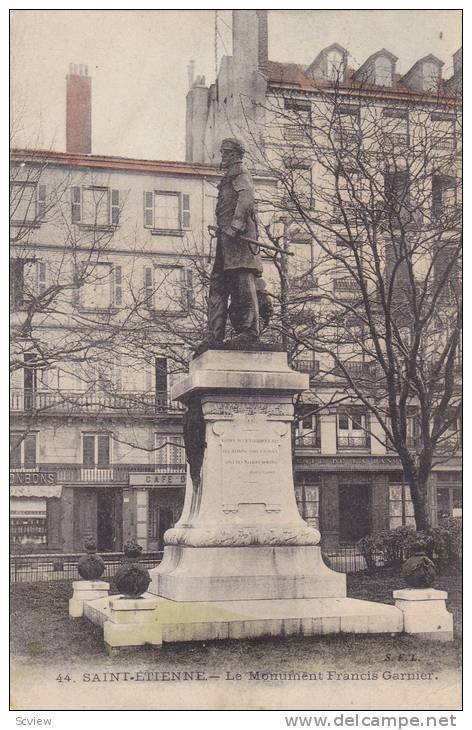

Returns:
69,580,109,618
393,588,454,642
103,596,161,648
149,350,345,601
83,351,405,644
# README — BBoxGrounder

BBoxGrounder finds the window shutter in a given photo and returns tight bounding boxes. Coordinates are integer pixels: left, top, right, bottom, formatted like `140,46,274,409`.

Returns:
185,269,194,308
169,435,185,465
37,185,47,219
144,191,154,228
83,434,95,466
37,262,47,295
182,194,191,228
10,435,22,467
114,265,123,306
97,434,110,467
155,357,168,396
24,434,37,467
111,189,120,225
144,266,154,308
71,186,81,223
155,435,167,466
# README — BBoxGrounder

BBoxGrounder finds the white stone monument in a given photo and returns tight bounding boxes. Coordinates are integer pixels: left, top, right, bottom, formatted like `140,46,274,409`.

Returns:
143,350,403,642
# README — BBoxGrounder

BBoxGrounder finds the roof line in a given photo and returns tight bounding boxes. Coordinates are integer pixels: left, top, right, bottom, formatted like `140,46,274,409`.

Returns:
10,148,221,177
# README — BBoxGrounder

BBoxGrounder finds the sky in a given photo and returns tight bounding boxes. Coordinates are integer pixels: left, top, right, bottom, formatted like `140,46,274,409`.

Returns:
10,9,462,162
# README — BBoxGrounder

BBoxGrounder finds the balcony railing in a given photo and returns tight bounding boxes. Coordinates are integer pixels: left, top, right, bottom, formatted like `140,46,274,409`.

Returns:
283,125,309,142
334,277,358,292
335,361,377,379
337,435,369,449
10,389,184,415
10,463,186,484
292,359,320,375
295,433,321,448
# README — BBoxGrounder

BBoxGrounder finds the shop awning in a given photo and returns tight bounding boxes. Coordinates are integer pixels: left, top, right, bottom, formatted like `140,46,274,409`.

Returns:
10,484,63,498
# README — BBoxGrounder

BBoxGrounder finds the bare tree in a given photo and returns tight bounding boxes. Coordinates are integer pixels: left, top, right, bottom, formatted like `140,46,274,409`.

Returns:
242,71,462,530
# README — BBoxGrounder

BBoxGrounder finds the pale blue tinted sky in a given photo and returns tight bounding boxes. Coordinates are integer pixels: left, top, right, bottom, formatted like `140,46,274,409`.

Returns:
11,9,461,161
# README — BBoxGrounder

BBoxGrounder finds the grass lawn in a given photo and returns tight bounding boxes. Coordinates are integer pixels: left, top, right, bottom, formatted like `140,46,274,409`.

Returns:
10,570,462,674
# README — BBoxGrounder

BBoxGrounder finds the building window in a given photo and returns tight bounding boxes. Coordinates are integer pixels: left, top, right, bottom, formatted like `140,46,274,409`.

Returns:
10,259,47,310
142,265,189,313
71,186,120,228
384,169,410,227
437,483,462,521
10,433,37,468
326,49,345,81
154,433,185,471
294,405,320,447
10,182,46,225
432,175,457,221
430,113,455,150
282,156,313,209
337,408,369,449
294,483,320,528
148,493,179,544
388,480,416,530
78,262,113,310
382,109,409,146
82,433,111,467
374,56,393,87
10,498,48,548
335,105,360,147
143,191,191,233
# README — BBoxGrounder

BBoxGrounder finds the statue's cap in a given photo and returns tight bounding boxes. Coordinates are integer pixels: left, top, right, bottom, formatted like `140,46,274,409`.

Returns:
220,137,245,155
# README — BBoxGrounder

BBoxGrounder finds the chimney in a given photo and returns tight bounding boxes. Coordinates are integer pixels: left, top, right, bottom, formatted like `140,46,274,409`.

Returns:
187,60,195,90
66,63,91,154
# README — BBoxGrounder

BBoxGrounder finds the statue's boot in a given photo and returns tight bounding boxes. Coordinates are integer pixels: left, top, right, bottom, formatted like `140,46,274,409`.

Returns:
193,337,223,359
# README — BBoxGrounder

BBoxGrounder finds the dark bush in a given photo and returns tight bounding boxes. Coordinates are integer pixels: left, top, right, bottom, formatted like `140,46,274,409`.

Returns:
357,519,462,575
425,517,462,573
357,534,383,570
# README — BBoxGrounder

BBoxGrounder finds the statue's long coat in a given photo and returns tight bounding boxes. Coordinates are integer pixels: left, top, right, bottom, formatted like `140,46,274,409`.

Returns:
215,161,263,275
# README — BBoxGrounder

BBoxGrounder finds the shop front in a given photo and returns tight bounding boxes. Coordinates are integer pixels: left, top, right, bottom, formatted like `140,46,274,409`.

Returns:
294,454,463,549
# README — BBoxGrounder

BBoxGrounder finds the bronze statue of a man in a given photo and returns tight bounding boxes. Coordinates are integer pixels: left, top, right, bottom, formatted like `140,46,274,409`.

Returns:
197,138,263,354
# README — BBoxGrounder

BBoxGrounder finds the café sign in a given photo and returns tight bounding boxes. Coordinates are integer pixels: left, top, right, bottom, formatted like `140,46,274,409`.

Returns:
129,473,186,487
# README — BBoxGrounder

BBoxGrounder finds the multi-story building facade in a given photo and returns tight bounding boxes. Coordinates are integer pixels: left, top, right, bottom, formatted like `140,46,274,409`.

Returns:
10,144,222,553
10,16,462,554
185,10,462,546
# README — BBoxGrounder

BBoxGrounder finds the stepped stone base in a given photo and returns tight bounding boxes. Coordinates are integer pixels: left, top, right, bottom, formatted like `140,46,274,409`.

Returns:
84,593,403,648
149,545,346,602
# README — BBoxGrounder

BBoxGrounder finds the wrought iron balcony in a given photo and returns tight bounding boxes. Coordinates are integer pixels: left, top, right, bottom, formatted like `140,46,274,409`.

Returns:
295,433,321,448
337,435,369,449
292,359,320,375
10,463,186,485
10,389,184,415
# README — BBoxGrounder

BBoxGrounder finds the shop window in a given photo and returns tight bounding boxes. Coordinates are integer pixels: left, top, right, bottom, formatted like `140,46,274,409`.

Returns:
10,497,47,547
148,493,178,547
294,483,320,528
437,485,462,521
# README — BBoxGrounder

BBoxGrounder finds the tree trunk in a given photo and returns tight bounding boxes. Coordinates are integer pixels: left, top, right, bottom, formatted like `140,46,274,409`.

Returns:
410,478,430,531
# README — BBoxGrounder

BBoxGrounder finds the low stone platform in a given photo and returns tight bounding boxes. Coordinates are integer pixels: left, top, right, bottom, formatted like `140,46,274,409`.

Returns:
84,593,403,648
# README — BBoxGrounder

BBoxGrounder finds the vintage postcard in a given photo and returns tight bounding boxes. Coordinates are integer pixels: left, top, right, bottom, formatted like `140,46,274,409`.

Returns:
9,8,462,715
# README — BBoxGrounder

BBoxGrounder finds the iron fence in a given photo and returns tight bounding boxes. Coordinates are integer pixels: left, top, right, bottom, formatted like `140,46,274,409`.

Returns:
322,546,386,573
10,546,387,583
10,551,164,584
